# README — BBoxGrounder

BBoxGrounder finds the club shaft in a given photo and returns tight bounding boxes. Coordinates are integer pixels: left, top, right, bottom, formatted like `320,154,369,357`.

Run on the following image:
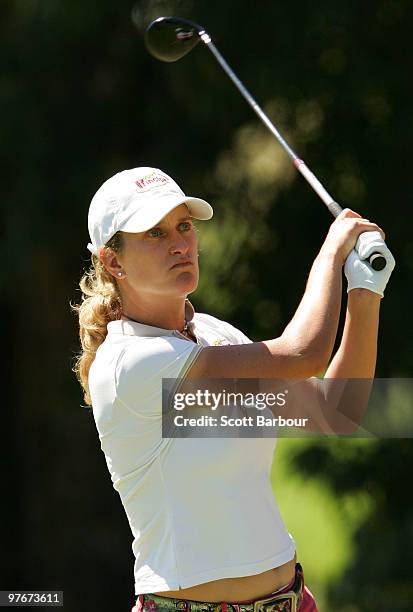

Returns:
202,34,298,161
201,32,342,217
199,31,386,270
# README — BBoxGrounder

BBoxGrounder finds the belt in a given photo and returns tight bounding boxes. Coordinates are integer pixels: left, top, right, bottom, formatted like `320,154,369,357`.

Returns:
134,563,304,612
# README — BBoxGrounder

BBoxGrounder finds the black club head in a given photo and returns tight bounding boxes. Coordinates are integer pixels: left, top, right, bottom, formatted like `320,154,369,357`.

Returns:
145,16,204,63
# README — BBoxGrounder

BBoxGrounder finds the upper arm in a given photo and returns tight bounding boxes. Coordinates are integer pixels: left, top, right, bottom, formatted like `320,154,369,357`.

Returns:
187,337,325,380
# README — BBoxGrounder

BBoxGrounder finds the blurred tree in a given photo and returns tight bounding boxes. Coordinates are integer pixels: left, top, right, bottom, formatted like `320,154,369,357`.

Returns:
292,439,413,611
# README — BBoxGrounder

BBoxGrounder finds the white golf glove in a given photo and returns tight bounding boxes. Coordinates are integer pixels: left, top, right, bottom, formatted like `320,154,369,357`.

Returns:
344,231,396,297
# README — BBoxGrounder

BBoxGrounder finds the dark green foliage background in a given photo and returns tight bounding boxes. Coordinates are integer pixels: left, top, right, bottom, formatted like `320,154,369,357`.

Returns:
1,1,412,610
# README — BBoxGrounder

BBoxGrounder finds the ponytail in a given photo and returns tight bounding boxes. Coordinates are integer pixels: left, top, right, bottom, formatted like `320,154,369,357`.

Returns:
72,233,123,405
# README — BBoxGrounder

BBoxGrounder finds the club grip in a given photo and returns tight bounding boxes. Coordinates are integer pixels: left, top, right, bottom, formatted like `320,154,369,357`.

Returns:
355,230,389,271
368,252,387,271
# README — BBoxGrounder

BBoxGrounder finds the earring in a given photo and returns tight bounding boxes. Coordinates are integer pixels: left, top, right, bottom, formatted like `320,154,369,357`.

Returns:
117,272,123,278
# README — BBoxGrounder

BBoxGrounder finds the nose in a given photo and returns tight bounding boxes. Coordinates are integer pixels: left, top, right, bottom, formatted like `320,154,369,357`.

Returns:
169,230,190,255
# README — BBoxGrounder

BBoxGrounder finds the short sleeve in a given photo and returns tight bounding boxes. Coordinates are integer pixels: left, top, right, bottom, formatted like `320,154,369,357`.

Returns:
219,320,252,345
116,336,201,417
194,313,252,345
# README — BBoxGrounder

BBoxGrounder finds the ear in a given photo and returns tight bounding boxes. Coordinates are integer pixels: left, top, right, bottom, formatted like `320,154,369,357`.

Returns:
99,247,124,280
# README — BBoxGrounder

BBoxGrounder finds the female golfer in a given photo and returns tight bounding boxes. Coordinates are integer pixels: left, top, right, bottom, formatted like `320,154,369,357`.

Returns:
74,167,394,611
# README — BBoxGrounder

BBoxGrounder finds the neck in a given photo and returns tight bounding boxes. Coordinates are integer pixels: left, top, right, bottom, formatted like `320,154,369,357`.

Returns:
121,294,187,331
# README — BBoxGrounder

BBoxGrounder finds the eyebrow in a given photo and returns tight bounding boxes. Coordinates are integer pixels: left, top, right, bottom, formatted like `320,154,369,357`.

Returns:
146,216,193,231
177,216,192,222
153,216,192,227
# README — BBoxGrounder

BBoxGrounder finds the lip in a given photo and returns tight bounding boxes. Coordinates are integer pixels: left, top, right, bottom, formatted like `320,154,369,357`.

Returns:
170,260,193,270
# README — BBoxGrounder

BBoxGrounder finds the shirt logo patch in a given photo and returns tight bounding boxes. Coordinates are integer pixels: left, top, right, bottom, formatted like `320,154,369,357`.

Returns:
213,339,230,346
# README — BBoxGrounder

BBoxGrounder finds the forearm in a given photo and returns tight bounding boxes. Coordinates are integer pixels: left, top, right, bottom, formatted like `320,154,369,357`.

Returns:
279,247,343,370
325,288,381,378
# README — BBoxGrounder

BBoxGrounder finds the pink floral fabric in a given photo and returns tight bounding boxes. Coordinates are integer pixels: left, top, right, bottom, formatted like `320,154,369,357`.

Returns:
132,563,318,612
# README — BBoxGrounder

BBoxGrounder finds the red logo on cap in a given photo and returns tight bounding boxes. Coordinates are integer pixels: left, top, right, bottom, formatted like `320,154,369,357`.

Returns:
135,173,169,190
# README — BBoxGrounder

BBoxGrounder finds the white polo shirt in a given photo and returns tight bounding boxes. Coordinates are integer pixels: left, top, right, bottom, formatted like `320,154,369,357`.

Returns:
89,304,295,594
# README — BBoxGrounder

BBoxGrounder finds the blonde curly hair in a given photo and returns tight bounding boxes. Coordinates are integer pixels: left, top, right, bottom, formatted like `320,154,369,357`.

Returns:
73,232,123,405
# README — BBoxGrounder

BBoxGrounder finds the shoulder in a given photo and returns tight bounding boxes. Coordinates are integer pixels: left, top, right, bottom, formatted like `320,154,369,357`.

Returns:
194,312,252,345
90,330,200,396
115,336,201,401
119,335,199,375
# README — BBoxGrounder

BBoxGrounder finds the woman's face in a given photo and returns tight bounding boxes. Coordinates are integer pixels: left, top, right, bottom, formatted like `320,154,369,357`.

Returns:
116,204,199,300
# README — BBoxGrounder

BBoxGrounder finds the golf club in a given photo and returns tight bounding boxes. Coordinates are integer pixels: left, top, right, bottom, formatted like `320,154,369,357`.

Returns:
144,16,387,271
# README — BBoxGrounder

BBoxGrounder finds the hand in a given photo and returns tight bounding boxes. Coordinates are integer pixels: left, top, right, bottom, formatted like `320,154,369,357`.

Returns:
344,244,396,297
355,230,387,261
322,209,385,265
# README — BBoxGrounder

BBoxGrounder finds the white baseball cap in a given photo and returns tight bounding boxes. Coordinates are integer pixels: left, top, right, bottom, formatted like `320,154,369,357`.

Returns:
87,167,214,254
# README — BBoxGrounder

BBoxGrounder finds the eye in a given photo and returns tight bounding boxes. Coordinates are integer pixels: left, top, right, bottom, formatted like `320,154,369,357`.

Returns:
148,227,163,238
178,221,192,232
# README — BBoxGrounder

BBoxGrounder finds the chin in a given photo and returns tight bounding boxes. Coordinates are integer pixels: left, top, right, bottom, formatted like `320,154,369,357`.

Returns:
175,271,198,295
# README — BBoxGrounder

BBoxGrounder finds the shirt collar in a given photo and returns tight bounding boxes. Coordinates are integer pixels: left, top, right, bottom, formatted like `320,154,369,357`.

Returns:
107,299,195,338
